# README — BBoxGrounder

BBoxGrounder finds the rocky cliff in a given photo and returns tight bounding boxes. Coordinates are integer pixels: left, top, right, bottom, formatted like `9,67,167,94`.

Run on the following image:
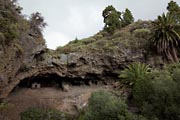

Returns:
0,0,47,98
0,0,164,99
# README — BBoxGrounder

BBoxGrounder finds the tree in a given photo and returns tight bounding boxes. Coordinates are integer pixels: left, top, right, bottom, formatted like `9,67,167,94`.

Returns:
102,5,121,33
167,1,180,24
151,13,180,62
122,8,134,27
29,12,47,34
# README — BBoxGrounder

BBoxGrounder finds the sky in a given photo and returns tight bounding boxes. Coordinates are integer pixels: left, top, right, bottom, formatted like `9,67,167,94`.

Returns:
18,0,180,49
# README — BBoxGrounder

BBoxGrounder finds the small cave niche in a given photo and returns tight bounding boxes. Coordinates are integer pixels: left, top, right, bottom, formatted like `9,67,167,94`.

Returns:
11,73,99,95
17,73,63,89
16,74,93,90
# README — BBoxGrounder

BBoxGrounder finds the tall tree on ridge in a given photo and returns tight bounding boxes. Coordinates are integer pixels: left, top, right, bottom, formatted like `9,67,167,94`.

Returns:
167,0,180,24
102,5,121,34
122,8,134,27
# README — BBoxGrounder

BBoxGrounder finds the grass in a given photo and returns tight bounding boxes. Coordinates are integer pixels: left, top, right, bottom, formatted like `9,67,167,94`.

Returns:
55,20,153,55
0,102,14,111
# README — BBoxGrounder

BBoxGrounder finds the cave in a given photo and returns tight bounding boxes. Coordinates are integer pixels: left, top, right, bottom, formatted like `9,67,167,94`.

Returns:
16,73,92,90
17,73,63,89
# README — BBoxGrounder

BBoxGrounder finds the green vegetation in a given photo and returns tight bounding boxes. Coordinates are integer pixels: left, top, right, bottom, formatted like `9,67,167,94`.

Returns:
102,5,134,34
149,1,180,63
77,63,180,120
0,0,46,72
56,20,152,54
102,5,122,33
21,107,67,120
167,1,180,23
151,13,180,62
78,91,146,120
56,1,180,64
118,62,180,120
29,12,47,35
0,0,20,45
119,62,150,87
0,0,46,49
122,8,134,27
0,101,13,111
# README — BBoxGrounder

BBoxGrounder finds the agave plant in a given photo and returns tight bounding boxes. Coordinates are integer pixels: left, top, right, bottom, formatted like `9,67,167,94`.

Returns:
119,62,150,87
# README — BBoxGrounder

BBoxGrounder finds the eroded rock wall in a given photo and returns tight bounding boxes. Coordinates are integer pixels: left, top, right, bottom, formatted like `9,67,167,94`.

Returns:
0,0,165,99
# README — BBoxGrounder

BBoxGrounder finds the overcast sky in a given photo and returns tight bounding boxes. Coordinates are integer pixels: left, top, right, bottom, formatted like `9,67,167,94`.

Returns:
18,0,180,49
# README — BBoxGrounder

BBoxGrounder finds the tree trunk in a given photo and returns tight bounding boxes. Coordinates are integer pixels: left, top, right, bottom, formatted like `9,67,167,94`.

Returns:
171,46,179,63
165,50,174,63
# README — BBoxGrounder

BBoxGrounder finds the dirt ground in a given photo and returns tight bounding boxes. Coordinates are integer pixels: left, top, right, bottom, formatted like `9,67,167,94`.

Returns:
0,84,113,120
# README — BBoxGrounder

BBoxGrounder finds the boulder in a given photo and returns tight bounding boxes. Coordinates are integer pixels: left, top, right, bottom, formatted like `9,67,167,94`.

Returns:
62,84,70,92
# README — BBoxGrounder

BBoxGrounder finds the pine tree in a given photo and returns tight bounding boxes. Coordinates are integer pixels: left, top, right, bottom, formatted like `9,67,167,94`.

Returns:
167,1,180,24
102,5,121,34
122,8,134,27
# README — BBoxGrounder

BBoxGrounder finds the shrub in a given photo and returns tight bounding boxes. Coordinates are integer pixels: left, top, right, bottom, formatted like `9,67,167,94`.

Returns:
0,19,19,43
133,28,151,38
21,107,44,120
0,102,13,111
94,33,103,40
172,67,180,83
21,107,67,120
121,63,180,120
82,38,96,45
132,73,154,106
132,69,180,120
78,91,147,120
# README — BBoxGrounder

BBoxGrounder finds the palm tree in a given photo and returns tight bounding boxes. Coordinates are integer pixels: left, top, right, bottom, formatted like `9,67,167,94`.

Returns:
151,13,180,62
119,62,150,87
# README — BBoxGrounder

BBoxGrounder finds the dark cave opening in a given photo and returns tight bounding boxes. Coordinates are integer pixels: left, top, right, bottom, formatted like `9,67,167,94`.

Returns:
18,73,63,88
16,73,94,90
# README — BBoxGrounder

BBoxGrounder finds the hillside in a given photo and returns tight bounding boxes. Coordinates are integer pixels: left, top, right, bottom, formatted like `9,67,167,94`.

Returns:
56,20,152,55
0,3,163,99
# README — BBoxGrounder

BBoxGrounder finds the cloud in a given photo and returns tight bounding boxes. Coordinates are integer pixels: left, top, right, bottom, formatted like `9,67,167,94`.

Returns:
44,31,71,49
18,0,180,50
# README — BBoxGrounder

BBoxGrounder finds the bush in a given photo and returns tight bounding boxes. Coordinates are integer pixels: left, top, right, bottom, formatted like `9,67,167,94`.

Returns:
132,73,154,106
133,28,151,38
21,107,67,120
120,63,180,119
21,107,44,120
0,102,13,111
78,91,147,120
132,68,180,120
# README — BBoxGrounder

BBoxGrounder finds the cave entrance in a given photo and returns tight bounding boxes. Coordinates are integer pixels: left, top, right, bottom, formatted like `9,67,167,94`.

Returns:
17,73,91,90
18,73,63,89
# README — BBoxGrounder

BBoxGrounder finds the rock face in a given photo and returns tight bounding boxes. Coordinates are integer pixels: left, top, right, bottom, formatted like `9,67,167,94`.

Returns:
0,43,146,99
63,50,144,79
0,37,164,99
0,1,165,99
0,0,39,98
